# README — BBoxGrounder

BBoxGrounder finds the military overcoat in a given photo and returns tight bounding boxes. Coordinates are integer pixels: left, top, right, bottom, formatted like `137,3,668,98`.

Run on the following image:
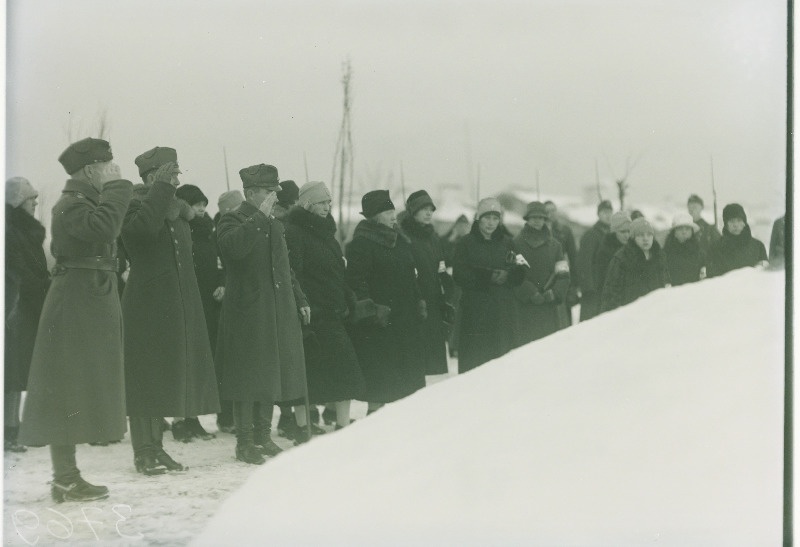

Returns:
19,179,132,445
121,181,220,417
215,201,309,403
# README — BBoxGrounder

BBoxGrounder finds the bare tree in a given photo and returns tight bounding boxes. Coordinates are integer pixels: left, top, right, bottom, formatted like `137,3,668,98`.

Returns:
604,152,643,210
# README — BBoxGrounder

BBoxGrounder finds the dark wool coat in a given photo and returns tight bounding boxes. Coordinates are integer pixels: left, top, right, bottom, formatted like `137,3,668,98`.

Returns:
707,225,768,278
345,219,425,403
284,207,365,403
593,232,625,295
663,231,705,286
512,224,569,345
19,179,133,446
216,201,308,403
400,215,453,375
453,222,526,373
577,221,609,320
188,213,224,353
601,239,670,313
121,182,220,418
769,216,785,267
695,217,721,255
5,205,49,392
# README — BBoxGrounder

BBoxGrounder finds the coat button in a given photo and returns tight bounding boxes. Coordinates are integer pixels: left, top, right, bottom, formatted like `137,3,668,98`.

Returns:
170,227,175,232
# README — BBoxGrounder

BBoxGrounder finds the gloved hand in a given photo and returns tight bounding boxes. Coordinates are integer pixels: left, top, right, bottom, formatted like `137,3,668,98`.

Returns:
153,161,181,187
375,304,392,327
542,289,555,303
531,292,546,305
490,269,509,285
417,300,428,320
352,298,377,322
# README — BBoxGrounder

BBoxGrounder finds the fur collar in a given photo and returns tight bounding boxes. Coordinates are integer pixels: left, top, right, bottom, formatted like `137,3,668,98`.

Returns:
400,215,435,239
517,223,551,247
6,204,45,244
352,219,407,248
287,206,337,236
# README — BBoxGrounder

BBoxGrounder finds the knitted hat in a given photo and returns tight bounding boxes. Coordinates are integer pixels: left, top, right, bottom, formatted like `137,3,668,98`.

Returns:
58,138,113,175
475,197,503,220
687,194,704,207
406,190,436,216
6,177,38,208
277,180,300,206
175,184,208,206
135,146,178,177
217,190,244,214
298,181,332,209
722,203,747,225
609,211,632,233
523,201,548,220
360,190,395,218
630,217,655,237
597,200,613,214
239,164,280,190
671,212,700,233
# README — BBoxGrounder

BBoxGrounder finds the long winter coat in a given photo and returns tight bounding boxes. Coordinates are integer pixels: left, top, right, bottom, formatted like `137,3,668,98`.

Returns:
577,221,610,320
663,231,705,286
707,225,768,278
19,179,133,446
121,182,220,418
512,224,569,344
453,222,526,373
601,240,670,312
345,219,425,403
5,205,49,392
400,215,453,375
284,207,365,403
216,201,308,403
593,232,625,295
188,213,224,353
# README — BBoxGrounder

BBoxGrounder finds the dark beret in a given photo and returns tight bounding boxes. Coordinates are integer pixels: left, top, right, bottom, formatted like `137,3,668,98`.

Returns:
175,184,208,206
135,147,178,176
239,164,280,190
361,189,395,218
722,203,747,225
58,138,113,175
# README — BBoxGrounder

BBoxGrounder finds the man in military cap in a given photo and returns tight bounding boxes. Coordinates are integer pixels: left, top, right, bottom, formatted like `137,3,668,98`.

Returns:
19,138,133,502
121,147,220,475
216,164,311,464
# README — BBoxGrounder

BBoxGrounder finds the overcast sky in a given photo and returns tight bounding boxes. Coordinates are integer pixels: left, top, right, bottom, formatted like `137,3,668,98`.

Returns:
5,0,787,216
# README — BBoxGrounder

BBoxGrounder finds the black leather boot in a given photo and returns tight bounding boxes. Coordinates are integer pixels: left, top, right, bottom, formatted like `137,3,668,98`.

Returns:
154,448,187,471
171,419,194,443
134,452,167,475
185,417,216,440
236,426,265,465
51,477,109,503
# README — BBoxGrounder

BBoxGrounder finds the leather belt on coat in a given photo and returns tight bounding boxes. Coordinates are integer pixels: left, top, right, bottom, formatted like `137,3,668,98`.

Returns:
55,256,119,272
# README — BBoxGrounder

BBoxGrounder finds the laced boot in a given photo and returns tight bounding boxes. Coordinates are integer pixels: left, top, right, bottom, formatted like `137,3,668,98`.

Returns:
51,477,109,503
235,426,265,465
134,452,167,475
253,422,283,458
154,448,187,471
185,417,216,440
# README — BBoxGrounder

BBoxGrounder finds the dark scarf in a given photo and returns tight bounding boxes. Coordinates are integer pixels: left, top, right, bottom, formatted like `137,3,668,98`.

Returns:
518,223,551,247
7,205,46,247
469,220,510,241
352,218,407,248
621,238,663,264
400,215,435,240
287,206,337,237
719,224,754,250
189,212,215,240
664,231,700,255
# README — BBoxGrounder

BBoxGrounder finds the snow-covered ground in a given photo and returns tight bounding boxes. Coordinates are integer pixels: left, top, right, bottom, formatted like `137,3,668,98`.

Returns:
3,268,785,545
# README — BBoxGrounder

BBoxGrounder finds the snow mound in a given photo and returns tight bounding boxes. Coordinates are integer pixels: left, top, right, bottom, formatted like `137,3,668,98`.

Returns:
196,269,785,547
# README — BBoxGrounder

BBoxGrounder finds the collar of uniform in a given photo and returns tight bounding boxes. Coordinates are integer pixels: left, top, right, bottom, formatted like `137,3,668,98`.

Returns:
237,200,268,221
63,179,100,205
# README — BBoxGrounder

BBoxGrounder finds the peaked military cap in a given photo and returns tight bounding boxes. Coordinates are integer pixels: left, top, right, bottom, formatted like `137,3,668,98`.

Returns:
135,147,178,176
58,138,113,175
239,164,280,190
360,189,395,218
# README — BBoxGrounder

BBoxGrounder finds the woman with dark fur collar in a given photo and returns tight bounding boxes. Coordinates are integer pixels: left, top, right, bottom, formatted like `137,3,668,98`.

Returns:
601,218,670,313
707,203,768,278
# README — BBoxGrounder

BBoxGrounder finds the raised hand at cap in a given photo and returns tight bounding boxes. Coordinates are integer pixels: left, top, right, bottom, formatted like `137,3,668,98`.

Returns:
154,161,180,187
258,191,278,217
96,162,122,185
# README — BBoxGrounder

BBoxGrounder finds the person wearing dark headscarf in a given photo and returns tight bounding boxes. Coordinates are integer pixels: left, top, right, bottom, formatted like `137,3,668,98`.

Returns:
707,203,768,277
5,177,49,453
346,190,426,413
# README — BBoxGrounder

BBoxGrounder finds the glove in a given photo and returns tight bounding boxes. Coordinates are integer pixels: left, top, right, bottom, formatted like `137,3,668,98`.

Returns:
542,289,555,303
417,300,428,320
490,269,509,285
153,161,180,187
375,304,392,327
352,298,378,322
531,292,546,305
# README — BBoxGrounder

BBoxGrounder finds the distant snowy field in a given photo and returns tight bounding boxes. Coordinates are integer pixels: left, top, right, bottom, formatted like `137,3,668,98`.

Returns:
3,268,786,545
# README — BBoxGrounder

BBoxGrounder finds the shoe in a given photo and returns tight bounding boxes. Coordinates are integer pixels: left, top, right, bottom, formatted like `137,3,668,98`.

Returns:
159,418,171,432
4,439,27,453
51,478,109,503
256,436,283,458
134,454,167,475
185,417,216,440
292,428,312,445
154,449,187,471
217,423,236,434
171,420,194,443
277,413,296,440
322,407,336,425
309,406,321,425
89,441,109,446
309,423,326,435
235,443,266,465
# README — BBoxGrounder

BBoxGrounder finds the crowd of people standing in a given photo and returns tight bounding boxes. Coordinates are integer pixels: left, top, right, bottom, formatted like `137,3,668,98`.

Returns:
5,136,785,502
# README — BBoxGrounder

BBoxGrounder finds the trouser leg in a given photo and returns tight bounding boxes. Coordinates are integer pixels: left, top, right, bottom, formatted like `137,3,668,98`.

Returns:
5,391,21,427
50,444,80,484
129,417,157,459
